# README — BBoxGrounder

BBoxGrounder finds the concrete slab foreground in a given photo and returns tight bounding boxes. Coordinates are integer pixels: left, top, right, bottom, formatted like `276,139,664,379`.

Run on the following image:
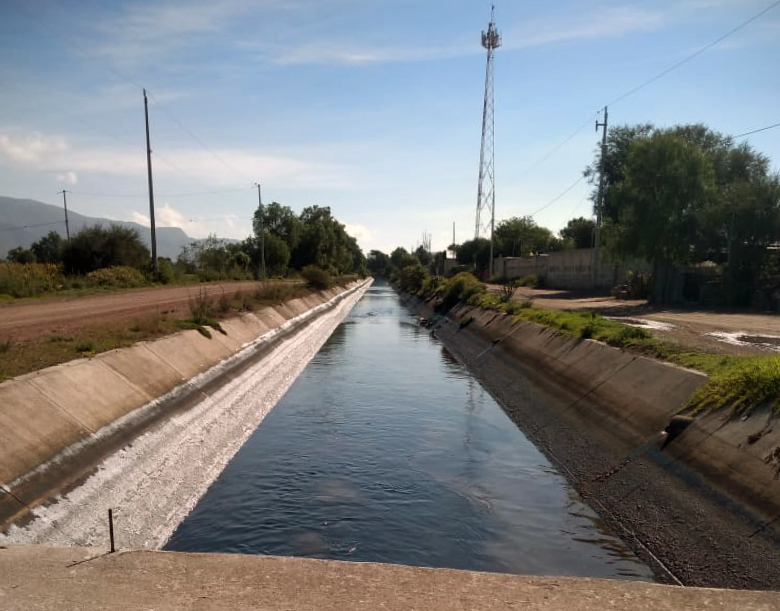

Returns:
1,546,778,610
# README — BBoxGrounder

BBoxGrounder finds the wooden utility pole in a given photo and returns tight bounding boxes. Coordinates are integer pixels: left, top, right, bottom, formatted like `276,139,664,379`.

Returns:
255,183,266,279
59,190,70,240
594,106,608,287
143,89,158,270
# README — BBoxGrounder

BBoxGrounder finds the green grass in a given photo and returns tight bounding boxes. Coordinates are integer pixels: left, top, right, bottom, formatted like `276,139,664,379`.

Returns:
405,269,779,419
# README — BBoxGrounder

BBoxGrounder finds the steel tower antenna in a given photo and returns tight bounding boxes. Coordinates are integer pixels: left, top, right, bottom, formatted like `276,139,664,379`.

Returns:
475,5,500,276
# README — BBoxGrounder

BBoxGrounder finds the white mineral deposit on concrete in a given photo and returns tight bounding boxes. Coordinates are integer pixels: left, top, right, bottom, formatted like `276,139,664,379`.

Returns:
604,317,678,331
707,331,780,353
0,282,370,550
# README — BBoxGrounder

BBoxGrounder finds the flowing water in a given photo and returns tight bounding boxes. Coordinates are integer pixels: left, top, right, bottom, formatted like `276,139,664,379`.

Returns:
166,283,653,580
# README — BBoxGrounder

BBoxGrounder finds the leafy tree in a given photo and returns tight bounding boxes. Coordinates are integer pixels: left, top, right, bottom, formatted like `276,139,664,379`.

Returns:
6,246,36,263
456,238,492,274
260,233,291,277
62,225,150,274
560,217,595,249
367,250,390,277
255,202,301,250
585,123,655,223
608,133,717,301
494,216,555,257
31,231,64,263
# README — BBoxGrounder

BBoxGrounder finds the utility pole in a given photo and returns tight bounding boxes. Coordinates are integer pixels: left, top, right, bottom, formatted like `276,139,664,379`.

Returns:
452,222,456,249
594,105,608,287
255,183,266,279
58,190,70,240
143,89,158,271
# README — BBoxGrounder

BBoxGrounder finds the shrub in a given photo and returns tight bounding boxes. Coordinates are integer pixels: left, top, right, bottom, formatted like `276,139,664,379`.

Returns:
515,274,538,288
62,224,150,274
0,262,64,298
439,272,486,311
301,265,331,290
86,266,147,288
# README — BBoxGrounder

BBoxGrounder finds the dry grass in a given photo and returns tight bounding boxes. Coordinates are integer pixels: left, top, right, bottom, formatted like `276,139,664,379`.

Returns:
0,277,359,381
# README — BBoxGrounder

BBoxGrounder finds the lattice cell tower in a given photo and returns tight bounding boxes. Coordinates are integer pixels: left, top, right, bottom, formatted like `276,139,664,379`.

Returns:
475,6,500,275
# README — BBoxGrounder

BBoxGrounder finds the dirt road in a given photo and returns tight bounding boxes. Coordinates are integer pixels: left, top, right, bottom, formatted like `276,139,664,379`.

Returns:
508,286,779,356
0,281,271,342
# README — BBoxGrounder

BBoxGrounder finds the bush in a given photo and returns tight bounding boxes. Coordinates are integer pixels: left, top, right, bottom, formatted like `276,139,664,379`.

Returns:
0,262,64,298
86,266,147,288
301,265,331,290
62,225,150,274
515,274,538,288
439,272,486,311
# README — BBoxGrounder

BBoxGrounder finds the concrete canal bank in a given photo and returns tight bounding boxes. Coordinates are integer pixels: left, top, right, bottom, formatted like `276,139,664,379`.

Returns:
0,280,371,539
404,294,780,591
3,545,780,610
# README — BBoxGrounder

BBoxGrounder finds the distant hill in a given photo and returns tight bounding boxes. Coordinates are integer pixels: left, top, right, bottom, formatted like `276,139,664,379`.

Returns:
0,196,197,260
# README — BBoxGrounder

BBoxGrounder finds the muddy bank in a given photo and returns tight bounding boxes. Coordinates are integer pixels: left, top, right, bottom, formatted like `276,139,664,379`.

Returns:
0,281,370,533
404,293,780,591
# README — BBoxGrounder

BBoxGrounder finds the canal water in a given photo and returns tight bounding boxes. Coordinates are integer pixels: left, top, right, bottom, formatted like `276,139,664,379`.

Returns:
166,283,653,580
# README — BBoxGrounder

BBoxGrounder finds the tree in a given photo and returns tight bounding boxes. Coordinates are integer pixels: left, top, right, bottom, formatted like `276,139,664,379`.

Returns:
367,250,390,277
585,123,655,224
456,238,492,274
255,202,301,250
608,133,716,301
62,225,150,274
6,246,35,263
493,216,555,257
560,217,595,249
31,231,64,263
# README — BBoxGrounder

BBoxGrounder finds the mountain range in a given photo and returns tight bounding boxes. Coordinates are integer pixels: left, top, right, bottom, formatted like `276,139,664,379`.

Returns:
0,196,198,260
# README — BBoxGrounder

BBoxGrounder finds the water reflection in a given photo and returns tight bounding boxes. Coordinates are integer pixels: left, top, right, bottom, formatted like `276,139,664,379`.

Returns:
167,282,653,581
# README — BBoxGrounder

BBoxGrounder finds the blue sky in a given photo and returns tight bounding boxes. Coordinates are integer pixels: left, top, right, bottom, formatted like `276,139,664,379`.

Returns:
1,0,778,254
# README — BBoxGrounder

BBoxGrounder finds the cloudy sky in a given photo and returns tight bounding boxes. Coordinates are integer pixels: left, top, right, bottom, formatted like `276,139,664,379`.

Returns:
1,0,778,253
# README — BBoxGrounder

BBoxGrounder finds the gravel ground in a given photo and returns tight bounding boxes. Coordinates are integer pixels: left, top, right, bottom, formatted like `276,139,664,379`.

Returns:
507,286,779,356
0,281,273,341
0,282,369,550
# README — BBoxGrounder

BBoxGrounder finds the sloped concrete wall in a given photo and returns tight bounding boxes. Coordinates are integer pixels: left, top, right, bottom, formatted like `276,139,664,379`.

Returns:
0,282,367,522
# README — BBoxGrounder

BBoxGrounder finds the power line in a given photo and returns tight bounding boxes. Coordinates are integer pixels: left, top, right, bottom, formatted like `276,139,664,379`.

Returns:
529,175,586,218
731,121,780,140
68,186,253,198
517,1,780,177
607,0,780,107
147,92,255,185
0,221,65,232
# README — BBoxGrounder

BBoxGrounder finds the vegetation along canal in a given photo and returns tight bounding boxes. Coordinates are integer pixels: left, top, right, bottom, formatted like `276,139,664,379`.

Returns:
166,283,653,580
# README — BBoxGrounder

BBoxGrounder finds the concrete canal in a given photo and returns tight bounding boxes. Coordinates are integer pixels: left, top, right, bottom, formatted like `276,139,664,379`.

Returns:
166,282,653,580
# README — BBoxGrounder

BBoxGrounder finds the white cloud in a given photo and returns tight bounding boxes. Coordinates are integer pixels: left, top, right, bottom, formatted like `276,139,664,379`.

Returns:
131,211,151,226
0,132,68,163
55,171,78,184
156,203,187,227
344,222,372,248
0,129,354,189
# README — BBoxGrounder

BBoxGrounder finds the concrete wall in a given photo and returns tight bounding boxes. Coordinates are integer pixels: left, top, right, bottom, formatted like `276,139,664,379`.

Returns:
0,282,367,525
496,248,651,290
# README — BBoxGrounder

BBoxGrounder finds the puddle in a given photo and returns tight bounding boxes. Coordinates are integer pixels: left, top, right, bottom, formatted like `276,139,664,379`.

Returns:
707,331,780,353
604,317,677,331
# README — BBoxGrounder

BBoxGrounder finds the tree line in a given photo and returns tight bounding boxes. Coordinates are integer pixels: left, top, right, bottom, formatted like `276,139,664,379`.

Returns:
5,201,366,283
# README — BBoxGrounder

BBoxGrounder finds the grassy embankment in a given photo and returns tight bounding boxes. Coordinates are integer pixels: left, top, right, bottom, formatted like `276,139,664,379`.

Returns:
0,273,359,382
406,271,779,417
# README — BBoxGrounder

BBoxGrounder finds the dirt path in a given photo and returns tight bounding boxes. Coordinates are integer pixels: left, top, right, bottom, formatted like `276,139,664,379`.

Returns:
0,281,272,342
506,286,779,356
